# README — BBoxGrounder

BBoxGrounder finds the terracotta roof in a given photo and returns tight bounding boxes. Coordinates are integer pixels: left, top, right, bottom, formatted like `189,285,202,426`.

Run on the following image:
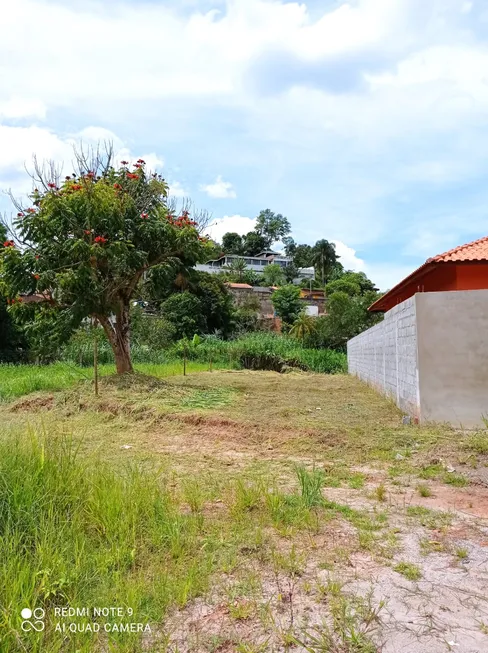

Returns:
369,234,488,312
428,235,488,263
225,283,253,289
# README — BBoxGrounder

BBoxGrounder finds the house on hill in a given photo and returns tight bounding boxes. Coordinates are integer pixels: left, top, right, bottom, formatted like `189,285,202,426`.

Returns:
195,250,314,281
347,236,488,427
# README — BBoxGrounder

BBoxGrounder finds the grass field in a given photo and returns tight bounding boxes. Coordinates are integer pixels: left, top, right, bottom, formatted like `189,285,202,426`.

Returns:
1,369,488,652
0,361,227,401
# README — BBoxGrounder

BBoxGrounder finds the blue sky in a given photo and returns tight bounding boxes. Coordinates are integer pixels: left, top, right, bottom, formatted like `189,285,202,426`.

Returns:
1,0,488,289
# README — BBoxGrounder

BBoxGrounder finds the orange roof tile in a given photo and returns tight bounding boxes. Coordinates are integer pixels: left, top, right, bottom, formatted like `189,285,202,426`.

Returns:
428,235,488,263
225,283,253,289
369,234,488,312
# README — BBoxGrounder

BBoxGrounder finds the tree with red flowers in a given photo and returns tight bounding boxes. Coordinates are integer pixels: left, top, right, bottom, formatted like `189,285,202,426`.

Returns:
1,146,212,373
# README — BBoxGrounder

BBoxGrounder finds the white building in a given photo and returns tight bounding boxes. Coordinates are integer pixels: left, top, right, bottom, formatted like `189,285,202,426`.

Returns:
196,250,314,280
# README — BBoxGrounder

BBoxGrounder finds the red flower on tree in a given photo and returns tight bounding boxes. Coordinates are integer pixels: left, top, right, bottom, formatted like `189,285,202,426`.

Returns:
94,236,107,245
35,255,40,260
47,183,56,189
72,184,82,191
17,212,24,218
33,274,40,280
121,160,129,165
3,240,15,247
127,173,139,180
27,208,36,214
113,183,122,190
141,212,149,220
137,159,145,164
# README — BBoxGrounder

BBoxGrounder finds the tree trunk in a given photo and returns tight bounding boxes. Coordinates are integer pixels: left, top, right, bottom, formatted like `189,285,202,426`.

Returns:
97,303,134,375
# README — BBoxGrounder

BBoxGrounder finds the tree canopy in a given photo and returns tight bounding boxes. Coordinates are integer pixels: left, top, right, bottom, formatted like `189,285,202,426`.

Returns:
271,285,302,326
254,209,291,248
1,147,211,373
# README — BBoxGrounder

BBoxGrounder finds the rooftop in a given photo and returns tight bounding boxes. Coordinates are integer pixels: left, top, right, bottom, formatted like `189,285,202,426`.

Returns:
225,283,253,289
369,235,488,312
427,235,488,263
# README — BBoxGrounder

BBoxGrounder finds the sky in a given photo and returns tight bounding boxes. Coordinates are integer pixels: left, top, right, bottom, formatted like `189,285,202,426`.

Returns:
1,0,488,290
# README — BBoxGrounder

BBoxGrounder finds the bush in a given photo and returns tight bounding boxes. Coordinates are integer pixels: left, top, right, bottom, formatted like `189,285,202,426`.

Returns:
271,285,302,326
60,328,346,374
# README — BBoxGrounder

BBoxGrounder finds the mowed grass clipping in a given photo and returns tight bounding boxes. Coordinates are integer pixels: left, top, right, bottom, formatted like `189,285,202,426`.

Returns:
0,361,220,401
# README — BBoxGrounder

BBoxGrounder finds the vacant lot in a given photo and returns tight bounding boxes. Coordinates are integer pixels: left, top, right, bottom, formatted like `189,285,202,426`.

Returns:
1,368,488,653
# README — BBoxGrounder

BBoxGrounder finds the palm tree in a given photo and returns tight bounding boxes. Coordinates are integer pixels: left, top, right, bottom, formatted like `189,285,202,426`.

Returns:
290,311,317,344
312,240,338,286
225,257,247,281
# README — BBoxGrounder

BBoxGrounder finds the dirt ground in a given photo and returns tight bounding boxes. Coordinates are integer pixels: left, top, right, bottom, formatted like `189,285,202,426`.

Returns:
3,370,488,652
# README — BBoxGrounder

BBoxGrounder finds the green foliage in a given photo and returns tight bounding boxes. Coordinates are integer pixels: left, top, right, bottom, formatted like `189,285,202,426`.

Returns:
0,296,26,362
290,312,317,342
393,562,422,581
307,290,383,351
241,231,267,256
292,243,314,269
464,432,488,454
271,285,302,326
341,271,378,294
296,466,325,508
130,306,176,349
161,292,206,339
0,227,27,361
299,277,322,290
224,257,248,281
1,151,210,372
254,208,291,248
222,232,243,254
326,278,361,297
0,432,213,651
262,263,285,286
312,239,338,285
194,274,235,336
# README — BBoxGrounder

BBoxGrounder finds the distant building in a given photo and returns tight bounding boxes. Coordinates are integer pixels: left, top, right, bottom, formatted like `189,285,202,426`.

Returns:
225,282,325,319
196,250,314,280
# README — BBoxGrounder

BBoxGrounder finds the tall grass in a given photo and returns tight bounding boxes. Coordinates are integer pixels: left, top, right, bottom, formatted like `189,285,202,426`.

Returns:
61,332,347,374
0,431,211,652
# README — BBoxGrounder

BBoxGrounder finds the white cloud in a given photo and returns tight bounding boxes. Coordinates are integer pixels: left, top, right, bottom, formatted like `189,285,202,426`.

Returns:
168,181,189,198
0,124,165,197
332,241,366,272
0,97,46,120
205,215,256,242
200,175,236,199
0,0,486,265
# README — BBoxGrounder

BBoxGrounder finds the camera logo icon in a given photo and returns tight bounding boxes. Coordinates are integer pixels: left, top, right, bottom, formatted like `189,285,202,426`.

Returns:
21,608,45,632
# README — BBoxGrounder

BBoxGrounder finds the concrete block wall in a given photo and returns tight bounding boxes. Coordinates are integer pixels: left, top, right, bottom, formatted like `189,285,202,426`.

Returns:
347,296,420,416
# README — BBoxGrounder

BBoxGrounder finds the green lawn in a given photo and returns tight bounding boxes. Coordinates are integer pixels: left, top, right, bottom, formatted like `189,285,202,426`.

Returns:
0,361,227,401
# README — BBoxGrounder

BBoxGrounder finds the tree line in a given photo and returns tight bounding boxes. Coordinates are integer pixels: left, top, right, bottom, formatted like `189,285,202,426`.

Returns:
0,146,383,372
